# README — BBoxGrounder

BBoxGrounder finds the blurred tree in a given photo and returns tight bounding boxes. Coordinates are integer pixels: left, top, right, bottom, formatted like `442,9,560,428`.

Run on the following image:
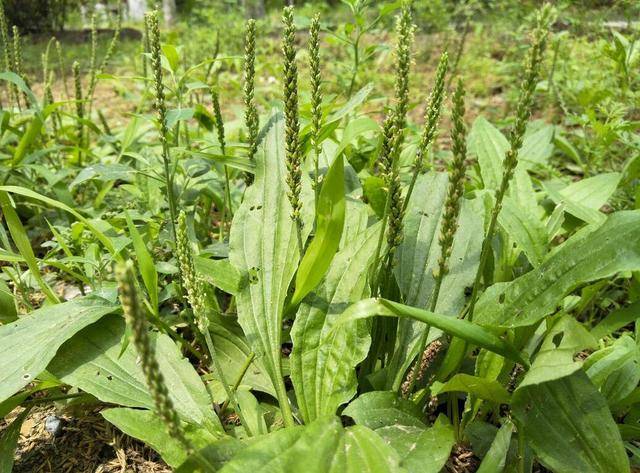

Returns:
127,0,147,21
163,0,176,24
241,0,266,18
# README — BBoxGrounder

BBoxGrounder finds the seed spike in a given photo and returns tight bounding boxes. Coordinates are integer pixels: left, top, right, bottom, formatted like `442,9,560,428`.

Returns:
371,3,414,293
12,26,28,105
404,52,449,211
282,5,302,232
146,10,178,240
176,212,239,414
466,3,554,320
243,18,259,178
88,14,98,98
309,13,323,203
116,261,193,453
72,61,84,164
402,79,468,398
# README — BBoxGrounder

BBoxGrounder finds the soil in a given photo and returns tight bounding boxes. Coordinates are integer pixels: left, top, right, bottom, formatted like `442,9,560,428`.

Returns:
1,406,170,473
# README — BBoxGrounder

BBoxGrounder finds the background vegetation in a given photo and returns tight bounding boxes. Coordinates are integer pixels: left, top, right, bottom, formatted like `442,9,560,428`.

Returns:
0,0,639,472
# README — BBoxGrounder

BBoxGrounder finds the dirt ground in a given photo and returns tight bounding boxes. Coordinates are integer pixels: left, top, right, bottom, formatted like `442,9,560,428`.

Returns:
2,406,170,473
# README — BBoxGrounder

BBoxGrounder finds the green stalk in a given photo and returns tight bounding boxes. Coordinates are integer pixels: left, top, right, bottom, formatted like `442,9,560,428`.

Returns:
402,79,467,397
309,13,323,211
211,88,232,241
466,6,552,321
147,11,178,240
403,52,448,212
282,6,304,252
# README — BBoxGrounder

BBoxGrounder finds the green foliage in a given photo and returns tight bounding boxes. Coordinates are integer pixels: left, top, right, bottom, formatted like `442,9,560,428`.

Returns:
1,2,640,472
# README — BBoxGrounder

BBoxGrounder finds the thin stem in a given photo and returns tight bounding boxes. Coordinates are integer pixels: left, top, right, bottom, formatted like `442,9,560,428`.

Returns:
221,352,255,412
24,392,85,405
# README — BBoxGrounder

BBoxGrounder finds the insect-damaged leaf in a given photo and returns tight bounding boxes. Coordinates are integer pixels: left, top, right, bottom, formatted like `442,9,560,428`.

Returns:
475,210,640,328
49,314,223,435
389,172,484,390
228,113,313,413
0,296,117,404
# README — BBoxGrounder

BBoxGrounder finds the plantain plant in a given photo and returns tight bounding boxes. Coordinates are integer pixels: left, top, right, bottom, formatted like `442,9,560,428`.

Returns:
0,2,639,473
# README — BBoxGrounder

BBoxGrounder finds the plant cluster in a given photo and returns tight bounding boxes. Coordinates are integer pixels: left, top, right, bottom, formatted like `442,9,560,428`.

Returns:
0,2,639,473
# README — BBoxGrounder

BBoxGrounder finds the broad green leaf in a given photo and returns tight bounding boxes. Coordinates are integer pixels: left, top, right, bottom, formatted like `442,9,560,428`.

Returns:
512,316,629,472
584,335,638,388
591,301,640,340
344,393,454,473
48,314,223,434
558,172,621,212
236,388,268,436
166,107,195,129
390,172,484,390
326,425,403,473
378,415,455,473
343,391,426,429
522,316,596,388
208,324,275,400
162,44,180,72
0,407,30,472
0,273,17,324
102,408,218,468
70,163,135,188
335,117,380,157
334,298,527,366
228,114,313,416
0,295,116,404
12,114,43,167
219,416,403,473
469,116,508,190
325,83,374,125
498,196,547,267
290,155,345,308
290,220,378,422
601,358,640,406
175,438,246,473
430,374,511,404
544,183,605,225
0,72,39,109
518,124,554,168
475,211,640,328
477,420,513,473
0,191,59,303
195,256,242,295
218,424,304,472
513,370,629,473
126,212,158,313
